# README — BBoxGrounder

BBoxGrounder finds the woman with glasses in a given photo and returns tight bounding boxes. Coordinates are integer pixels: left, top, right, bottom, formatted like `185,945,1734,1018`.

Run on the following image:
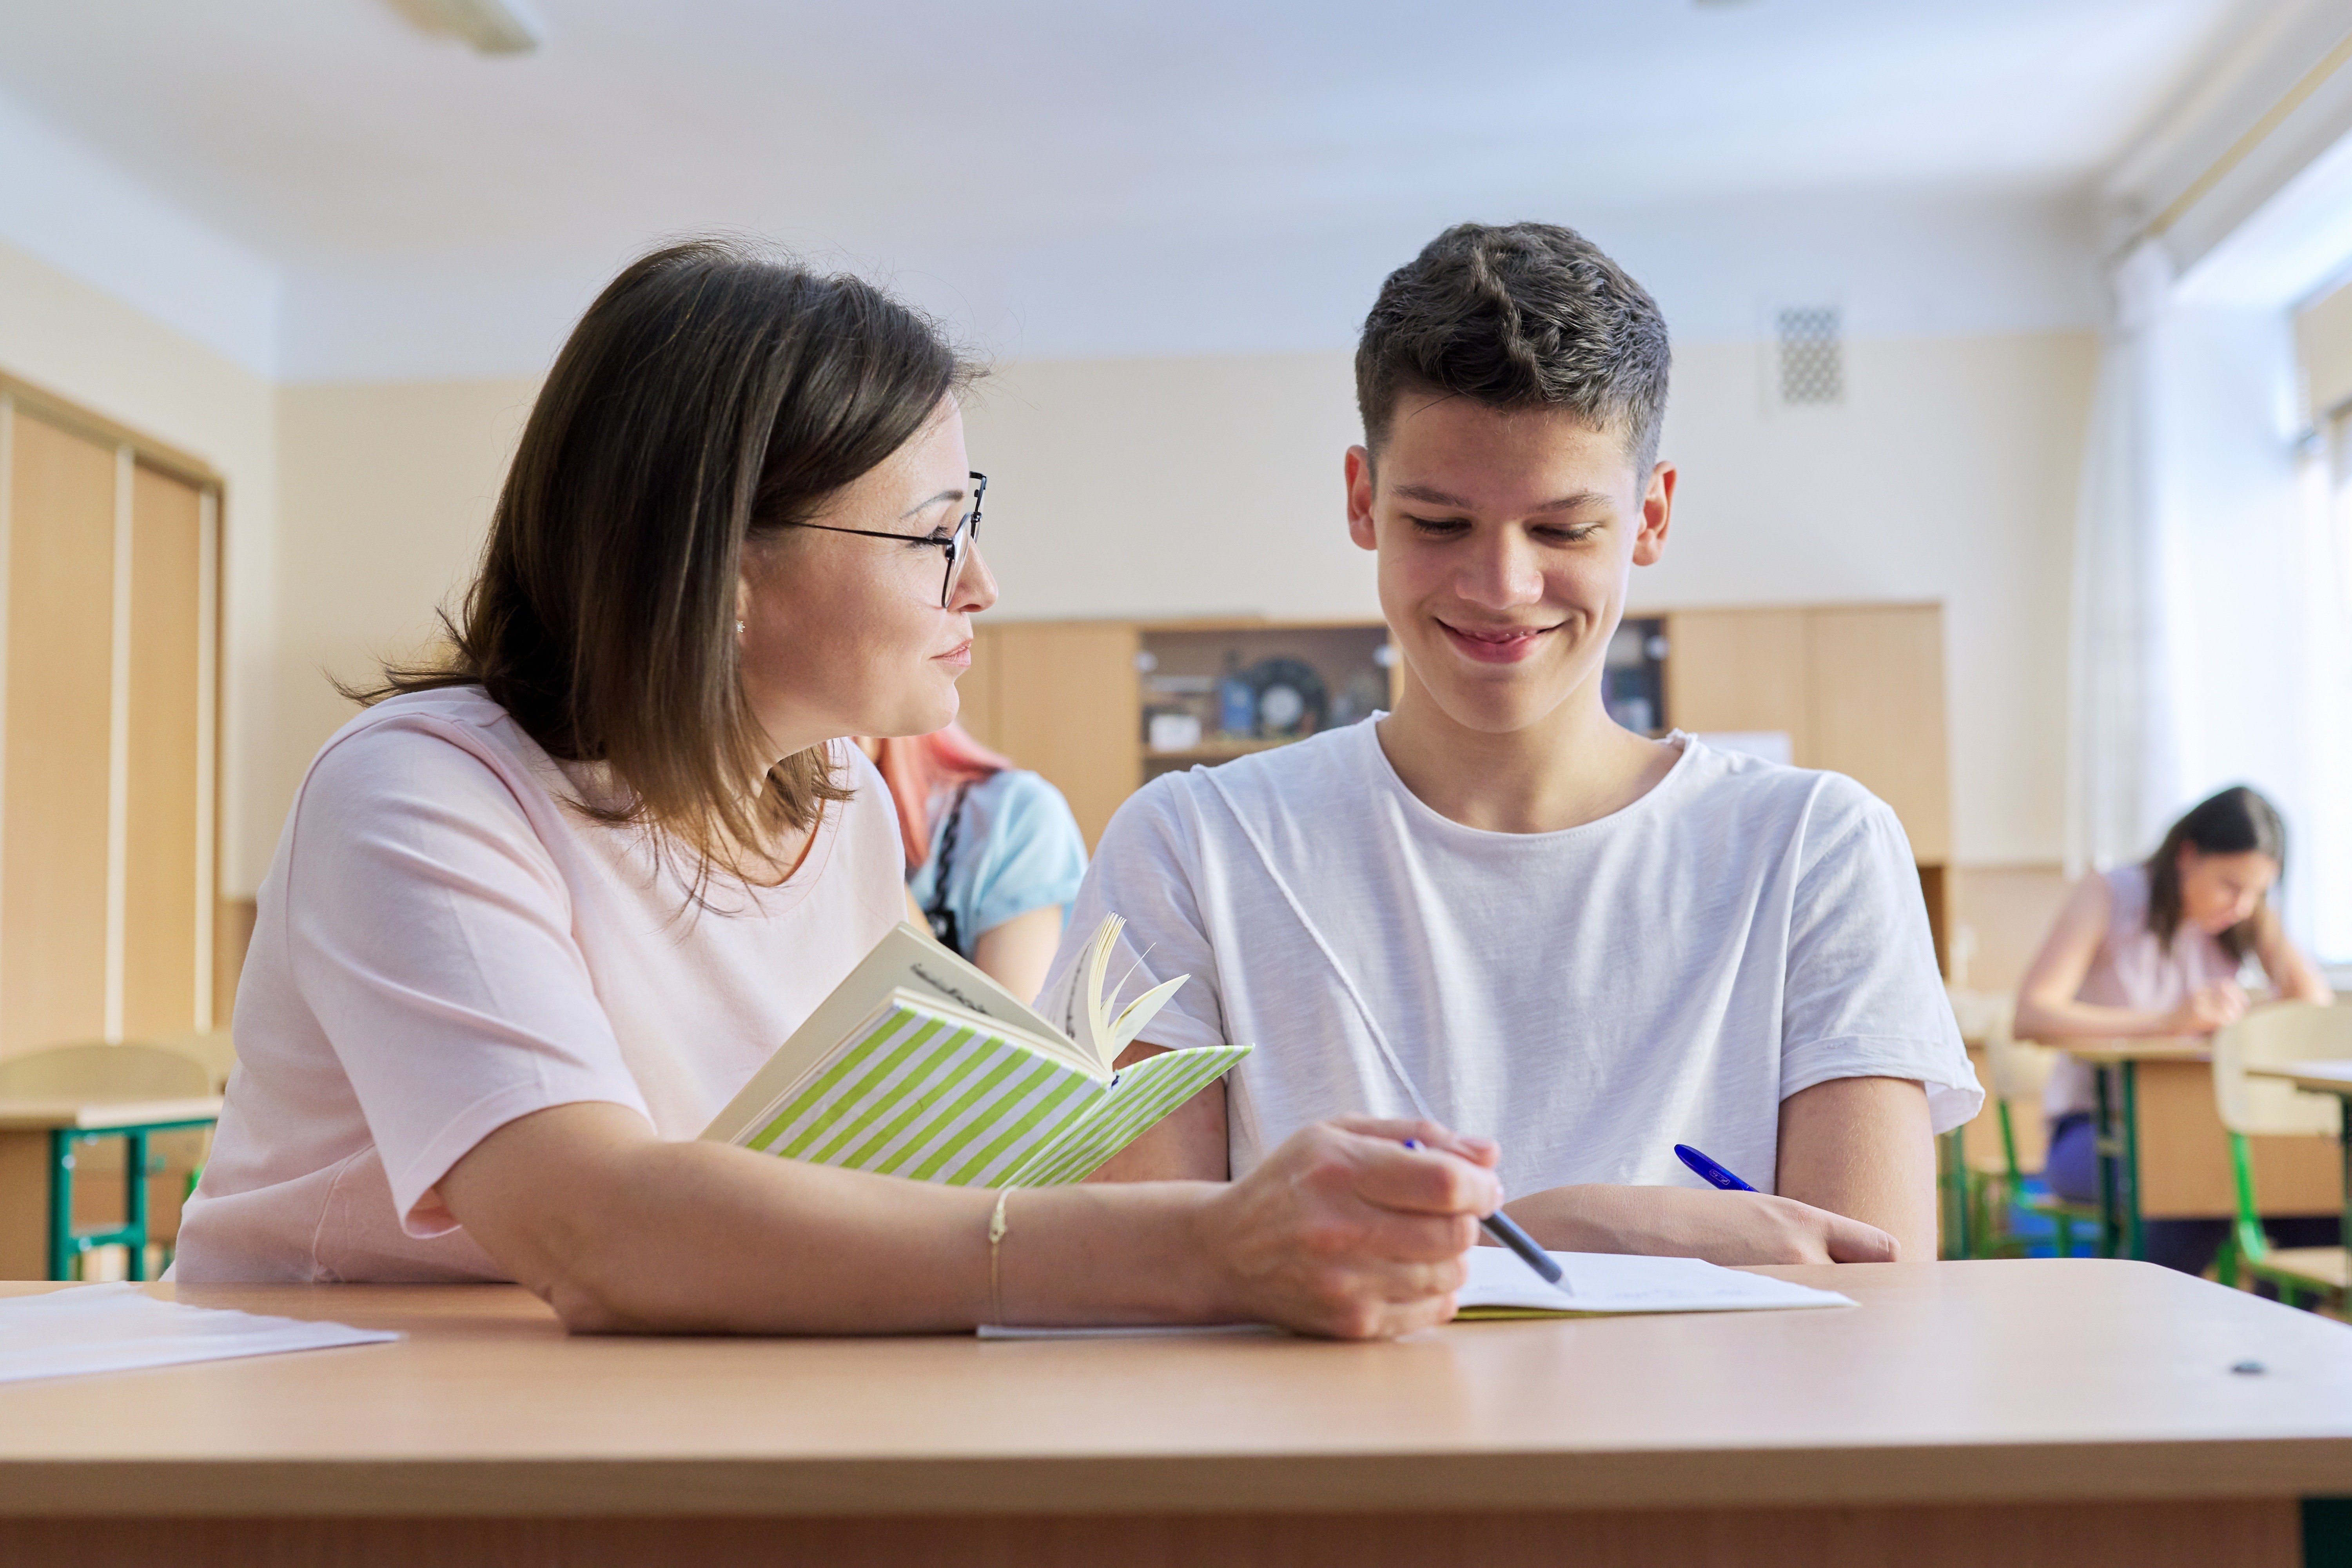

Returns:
175,239,1499,1338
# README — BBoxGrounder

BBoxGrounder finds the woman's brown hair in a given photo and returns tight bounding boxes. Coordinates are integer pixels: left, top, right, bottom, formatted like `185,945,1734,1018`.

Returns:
355,238,972,896
2143,785,2287,960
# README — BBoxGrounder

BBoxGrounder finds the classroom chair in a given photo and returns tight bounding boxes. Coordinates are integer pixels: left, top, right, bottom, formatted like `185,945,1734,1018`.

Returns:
1947,989,2102,1258
0,1040,215,1279
2209,1001,2349,1307
148,1028,238,1094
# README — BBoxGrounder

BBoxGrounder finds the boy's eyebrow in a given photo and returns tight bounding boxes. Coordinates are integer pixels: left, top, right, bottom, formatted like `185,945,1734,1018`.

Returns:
1392,482,1613,514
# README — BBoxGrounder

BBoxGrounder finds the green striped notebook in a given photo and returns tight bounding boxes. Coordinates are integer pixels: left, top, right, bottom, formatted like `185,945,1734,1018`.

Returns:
702,916,1248,1187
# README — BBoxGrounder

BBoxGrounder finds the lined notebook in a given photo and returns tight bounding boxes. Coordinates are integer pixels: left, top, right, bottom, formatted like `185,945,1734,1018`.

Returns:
702,916,1247,1187
1454,1246,1855,1317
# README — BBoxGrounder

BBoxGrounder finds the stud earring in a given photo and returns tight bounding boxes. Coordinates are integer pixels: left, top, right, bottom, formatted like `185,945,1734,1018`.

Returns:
737,620,746,635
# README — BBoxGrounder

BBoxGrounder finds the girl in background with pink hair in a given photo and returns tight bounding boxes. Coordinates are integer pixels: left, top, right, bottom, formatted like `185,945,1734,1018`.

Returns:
860,724,1087,1002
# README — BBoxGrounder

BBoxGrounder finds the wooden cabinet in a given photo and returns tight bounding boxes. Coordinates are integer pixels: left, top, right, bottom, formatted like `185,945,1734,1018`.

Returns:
964,621,1141,850
1663,601,1953,966
0,385,220,1058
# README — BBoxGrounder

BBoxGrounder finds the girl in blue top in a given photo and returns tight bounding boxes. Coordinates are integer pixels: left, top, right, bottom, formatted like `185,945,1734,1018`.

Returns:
866,724,1087,1002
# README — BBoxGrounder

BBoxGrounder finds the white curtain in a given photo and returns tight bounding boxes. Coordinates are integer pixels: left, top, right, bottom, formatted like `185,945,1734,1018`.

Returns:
2066,241,2183,877
2303,415,2352,961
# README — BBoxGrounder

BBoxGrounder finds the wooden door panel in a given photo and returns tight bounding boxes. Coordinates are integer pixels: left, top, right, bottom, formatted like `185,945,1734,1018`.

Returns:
2,412,116,1055
987,622,1139,850
1805,605,1952,861
1660,608,1810,750
123,463,204,1038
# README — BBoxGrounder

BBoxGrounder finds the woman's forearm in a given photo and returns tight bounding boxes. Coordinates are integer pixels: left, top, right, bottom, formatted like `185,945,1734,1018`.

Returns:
441,1103,1232,1334
2013,995,2178,1042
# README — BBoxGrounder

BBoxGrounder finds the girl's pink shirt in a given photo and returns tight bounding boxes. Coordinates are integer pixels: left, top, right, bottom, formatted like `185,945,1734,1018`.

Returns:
175,688,904,1282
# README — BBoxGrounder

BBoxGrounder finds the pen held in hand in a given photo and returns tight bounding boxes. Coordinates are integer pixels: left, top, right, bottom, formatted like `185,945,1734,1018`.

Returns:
1402,1138,1566,1292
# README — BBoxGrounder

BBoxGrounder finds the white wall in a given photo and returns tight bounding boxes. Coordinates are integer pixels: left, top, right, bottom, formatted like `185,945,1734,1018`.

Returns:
271,376,540,870
1645,332,2096,866
0,236,281,896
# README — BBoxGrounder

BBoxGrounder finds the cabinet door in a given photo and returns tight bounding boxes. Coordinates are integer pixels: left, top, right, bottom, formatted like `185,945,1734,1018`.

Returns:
2,411,117,1053
1805,605,1951,862
986,622,1139,850
1661,607,1811,751
122,463,208,1037
956,624,1002,752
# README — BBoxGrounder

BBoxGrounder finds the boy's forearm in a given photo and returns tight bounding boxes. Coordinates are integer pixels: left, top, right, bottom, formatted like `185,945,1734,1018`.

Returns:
1086,1042,1230,1181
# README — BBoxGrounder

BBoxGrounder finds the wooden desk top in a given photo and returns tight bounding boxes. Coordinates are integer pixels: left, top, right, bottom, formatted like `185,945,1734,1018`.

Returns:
2,1261,2350,1519
2249,1060,2352,1096
0,1096,221,1133
2050,1037,2211,1066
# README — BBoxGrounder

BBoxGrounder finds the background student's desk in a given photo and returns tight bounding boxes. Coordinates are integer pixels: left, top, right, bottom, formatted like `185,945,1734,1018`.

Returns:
3,1263,2352,1568
2051,1041,2337,1259
0,1095,221,1280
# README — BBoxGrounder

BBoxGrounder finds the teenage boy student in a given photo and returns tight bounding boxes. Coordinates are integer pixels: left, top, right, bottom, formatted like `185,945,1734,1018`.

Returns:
1056,221,1980,1264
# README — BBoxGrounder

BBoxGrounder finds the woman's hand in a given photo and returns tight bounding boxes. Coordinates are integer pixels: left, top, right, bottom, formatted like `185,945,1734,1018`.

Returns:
2165,979,2249,1036
1194,1116,1501,1339
1501,1183,1898,1265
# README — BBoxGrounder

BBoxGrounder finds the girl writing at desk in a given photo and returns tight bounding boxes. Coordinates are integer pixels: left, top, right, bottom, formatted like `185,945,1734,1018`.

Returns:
2016,786,2334,1273
176,240,1503,1338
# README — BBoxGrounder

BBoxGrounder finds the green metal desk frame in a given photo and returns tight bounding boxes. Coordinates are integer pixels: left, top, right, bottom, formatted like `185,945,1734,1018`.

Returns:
46,1116,218,1281
2092,1062,2137,1261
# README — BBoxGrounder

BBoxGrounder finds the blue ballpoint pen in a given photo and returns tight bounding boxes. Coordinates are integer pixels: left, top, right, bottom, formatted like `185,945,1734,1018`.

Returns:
1404,1138,1565,1288
1674,1142,1759,1193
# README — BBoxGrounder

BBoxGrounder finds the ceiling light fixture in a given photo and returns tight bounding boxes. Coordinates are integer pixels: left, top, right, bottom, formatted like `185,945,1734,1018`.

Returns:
406,0,544,56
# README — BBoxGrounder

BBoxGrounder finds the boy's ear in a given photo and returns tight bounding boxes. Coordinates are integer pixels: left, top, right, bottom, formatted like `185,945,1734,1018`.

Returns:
1345,445,1378,552
1630,461,1677,567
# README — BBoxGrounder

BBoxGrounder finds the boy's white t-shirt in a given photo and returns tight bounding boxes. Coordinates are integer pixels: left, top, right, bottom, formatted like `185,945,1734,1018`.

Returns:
1052,720,1980,1198
175,687,906,1283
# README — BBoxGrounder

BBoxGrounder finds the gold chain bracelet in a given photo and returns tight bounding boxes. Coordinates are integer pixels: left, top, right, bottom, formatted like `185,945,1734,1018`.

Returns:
987,1187,1013,1327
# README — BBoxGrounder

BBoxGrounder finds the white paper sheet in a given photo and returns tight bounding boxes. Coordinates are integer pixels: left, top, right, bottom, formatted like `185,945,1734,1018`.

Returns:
1458,1246,1854,1316
0,1284,399,1384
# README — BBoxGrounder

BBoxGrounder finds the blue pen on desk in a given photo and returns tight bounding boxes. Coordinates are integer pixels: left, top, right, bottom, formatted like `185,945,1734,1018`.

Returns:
1404,1139,1565,1289
1674,1143,1758,1193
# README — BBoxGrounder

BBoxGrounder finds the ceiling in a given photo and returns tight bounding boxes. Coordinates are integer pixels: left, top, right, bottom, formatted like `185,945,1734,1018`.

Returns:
0,0,2265,376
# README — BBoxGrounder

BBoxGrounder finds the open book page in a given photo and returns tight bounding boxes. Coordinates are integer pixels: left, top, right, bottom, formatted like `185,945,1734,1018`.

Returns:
1455,1247,1855,1318
1040,915,1189,1076
702,923,1093,1145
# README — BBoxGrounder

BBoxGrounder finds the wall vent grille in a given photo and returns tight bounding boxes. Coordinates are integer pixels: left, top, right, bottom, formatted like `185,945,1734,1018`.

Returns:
1775,306,1844,406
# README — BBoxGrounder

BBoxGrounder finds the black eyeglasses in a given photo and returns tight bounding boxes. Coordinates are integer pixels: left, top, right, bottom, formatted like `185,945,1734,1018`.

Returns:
783,472,986,608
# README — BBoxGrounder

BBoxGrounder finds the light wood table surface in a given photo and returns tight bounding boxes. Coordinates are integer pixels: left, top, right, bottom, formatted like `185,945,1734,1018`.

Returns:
3,1261,2351,1566
2251,1061,2352,1097
0,1095,222,1133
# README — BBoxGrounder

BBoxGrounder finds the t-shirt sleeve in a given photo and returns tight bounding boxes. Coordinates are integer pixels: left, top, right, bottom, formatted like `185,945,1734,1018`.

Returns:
278,720,652,1237
1779,784,1984,1134
965,771,1089,938
1044,779,1229,1051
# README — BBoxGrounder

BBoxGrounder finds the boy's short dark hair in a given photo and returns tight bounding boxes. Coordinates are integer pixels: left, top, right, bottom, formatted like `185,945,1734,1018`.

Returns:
1356,222,1671,475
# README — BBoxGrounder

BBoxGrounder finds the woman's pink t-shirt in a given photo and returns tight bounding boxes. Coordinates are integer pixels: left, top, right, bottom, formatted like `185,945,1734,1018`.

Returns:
175,687,905,1282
